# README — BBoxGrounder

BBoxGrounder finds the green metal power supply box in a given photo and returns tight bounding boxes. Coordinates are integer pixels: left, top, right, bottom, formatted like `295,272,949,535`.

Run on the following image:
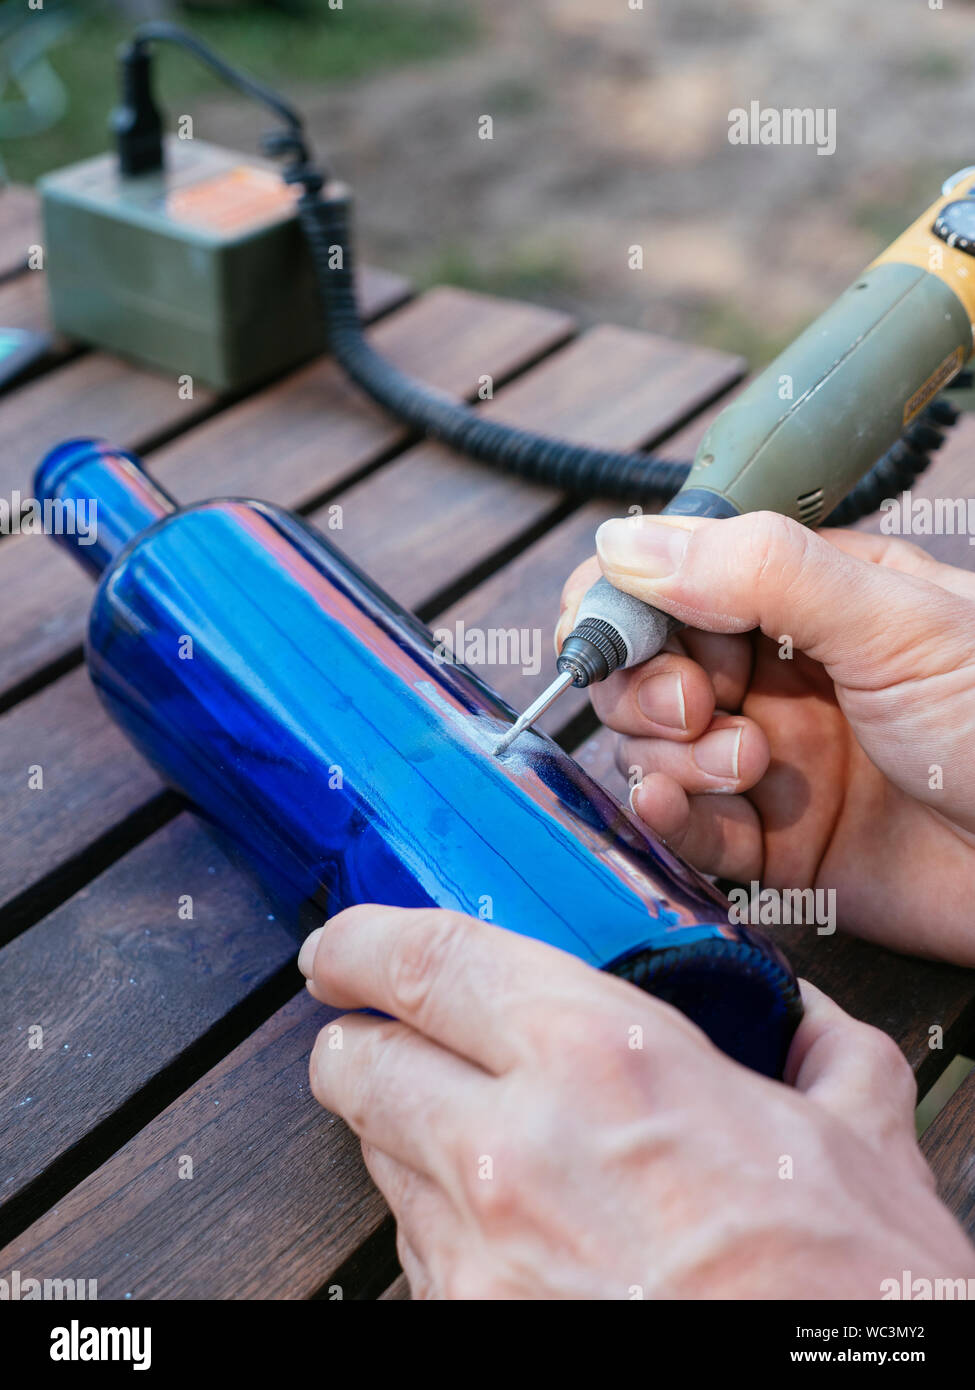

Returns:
39,138,328,391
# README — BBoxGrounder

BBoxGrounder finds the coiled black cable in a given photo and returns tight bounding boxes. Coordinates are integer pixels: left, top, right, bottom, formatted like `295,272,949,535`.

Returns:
125,24,961,521
825,397,959,525
295,180,960,518
294,185,692,503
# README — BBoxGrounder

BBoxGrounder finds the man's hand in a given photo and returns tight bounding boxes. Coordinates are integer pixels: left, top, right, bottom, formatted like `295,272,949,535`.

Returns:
559,513,975,964
300,906,974,1300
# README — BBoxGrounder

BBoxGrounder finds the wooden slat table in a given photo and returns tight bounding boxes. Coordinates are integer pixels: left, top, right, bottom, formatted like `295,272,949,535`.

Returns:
1,186,973,1299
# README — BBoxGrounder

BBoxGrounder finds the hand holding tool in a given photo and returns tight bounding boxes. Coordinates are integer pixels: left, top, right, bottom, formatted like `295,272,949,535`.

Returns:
496,171,975,752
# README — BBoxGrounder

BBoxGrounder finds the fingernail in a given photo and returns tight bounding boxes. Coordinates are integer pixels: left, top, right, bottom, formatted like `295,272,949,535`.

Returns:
693,726,742,781
628,781,643,813
637,671,686,729
298,925,324,978
596,517,691,578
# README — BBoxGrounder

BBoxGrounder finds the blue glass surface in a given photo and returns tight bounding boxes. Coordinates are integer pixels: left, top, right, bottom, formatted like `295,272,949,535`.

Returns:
37,440,802,1076
35,439,176,579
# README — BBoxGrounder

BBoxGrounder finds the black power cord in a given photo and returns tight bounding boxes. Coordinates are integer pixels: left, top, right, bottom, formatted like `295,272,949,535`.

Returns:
114,21,313,178
113,24,959,517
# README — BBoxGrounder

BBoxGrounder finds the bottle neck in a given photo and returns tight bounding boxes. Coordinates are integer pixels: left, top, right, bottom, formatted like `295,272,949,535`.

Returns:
33,440,176,578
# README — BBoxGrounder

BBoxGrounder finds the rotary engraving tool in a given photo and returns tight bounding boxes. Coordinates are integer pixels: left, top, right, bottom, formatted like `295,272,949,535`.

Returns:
494,169,975,755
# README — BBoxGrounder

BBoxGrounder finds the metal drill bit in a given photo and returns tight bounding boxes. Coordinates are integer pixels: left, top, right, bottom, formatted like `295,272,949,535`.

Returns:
493,669,575,756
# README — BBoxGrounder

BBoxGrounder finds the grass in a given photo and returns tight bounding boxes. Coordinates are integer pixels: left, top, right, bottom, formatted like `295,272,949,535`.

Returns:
684,298,809,369
904,48,967,83
851,161,944,248
0,0,476,183
418,239,584,302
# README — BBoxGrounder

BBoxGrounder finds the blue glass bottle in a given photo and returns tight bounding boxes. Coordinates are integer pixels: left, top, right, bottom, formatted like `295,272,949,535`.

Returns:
37,439,802,1076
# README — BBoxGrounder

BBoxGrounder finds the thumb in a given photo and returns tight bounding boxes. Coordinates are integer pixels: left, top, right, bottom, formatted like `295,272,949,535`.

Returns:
595,511,974,690
786,981,922,1165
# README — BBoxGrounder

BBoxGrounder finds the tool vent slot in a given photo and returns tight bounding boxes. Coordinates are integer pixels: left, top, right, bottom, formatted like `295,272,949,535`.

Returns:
796,488,824,525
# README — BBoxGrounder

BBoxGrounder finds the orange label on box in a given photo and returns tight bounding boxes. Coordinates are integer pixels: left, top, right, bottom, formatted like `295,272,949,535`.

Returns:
166,166,300,235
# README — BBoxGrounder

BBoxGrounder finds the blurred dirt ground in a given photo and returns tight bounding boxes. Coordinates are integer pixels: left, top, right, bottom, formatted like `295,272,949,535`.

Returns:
193,0,975,365
9,0,975,366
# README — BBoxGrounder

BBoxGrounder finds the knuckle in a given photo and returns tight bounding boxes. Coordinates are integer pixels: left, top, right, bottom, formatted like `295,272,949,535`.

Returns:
385,910,466,1020
575,1008,659,1091
463,1142,531,1227
738,510,810,591
528,999,625,1074
841,1020,917,1122
861,1025,915,1096
322,902,373,948
316,903,382,980
879,533,931,569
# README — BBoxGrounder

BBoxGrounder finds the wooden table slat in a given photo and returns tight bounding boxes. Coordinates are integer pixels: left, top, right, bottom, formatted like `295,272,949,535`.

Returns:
921,1066,975,1235
0,990,390,1299
0,815,295,1225
0,668,163,918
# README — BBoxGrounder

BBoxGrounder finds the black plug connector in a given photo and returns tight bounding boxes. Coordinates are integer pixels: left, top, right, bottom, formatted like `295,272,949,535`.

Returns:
111,41,164,178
